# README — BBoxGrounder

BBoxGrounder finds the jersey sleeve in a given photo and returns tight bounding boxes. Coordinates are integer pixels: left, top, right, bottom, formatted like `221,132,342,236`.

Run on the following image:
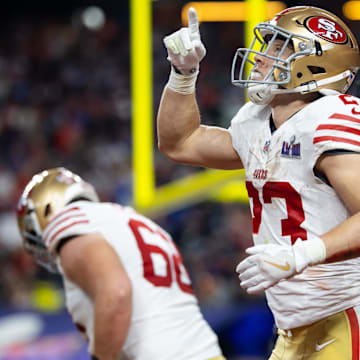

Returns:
312,96,360,163
43,202,98,255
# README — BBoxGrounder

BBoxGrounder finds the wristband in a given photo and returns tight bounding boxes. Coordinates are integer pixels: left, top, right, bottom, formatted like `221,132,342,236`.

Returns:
303,236,327,265
167,66,199,95
293,236,327,273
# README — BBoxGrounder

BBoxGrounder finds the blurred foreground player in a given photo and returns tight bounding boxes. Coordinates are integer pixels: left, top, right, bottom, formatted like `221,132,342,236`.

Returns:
16,167,225,360
158,5,360,360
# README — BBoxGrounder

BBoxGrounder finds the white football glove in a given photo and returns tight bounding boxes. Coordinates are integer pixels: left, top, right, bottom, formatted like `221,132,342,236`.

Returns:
236,237,326,295
163,7,206,74
163,7,206,94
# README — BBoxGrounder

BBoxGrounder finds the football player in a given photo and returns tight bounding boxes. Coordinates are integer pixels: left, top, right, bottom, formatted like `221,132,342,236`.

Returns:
16,167,225,360
157,5,360,360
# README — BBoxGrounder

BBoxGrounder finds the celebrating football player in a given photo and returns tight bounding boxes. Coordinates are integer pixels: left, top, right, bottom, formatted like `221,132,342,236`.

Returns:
16,168,225,360
157,5,360,359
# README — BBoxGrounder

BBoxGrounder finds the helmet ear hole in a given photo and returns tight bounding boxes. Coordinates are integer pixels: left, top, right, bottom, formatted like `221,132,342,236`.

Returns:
44,203,51,217
307,66,326,74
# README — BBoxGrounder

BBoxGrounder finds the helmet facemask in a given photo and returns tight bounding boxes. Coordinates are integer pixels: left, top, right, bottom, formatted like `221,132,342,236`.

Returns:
20,199,59,273
232,24,302,87
232,24,319,104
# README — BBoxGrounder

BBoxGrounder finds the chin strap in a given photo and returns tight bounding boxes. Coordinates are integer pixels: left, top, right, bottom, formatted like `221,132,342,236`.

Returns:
248,70,352,105
248,83,277,105
273,70,352,95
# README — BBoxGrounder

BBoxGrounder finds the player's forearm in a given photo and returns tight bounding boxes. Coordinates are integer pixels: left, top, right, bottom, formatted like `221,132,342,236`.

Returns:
92,291,132,360
158,7,207,163
321,212,360,262
157,86,201,160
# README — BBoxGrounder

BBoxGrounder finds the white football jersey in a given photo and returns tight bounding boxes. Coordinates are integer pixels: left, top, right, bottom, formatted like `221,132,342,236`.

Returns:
229,93,360,330
43,201,222,360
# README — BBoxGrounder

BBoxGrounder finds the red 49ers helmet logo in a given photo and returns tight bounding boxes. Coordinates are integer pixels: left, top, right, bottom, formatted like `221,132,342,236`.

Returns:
305,16,348,44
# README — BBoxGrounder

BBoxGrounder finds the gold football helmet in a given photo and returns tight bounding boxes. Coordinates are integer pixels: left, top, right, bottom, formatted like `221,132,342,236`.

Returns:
16,168,99,272
232,6,360,104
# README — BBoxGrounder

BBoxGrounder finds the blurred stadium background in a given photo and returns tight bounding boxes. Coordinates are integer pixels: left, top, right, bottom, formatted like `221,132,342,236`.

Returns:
0,0,359,359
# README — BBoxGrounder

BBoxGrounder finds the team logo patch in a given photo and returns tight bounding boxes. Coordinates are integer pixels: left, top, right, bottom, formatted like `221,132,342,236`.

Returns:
281,135,301,159
305,16,348,44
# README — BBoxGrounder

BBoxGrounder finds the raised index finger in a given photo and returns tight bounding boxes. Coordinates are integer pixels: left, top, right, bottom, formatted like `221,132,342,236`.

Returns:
188,7,199,35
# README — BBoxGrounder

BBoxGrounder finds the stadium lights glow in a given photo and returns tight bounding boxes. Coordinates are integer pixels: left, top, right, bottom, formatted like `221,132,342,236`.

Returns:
343,1,360,20
181,1,286,24
81,6,106,30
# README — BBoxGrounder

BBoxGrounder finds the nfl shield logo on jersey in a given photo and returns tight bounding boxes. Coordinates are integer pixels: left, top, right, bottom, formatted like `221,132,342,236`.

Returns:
281,135,301,159
263,140,271,153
